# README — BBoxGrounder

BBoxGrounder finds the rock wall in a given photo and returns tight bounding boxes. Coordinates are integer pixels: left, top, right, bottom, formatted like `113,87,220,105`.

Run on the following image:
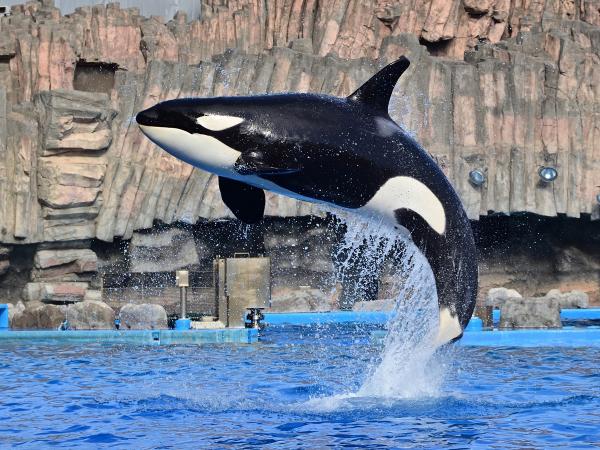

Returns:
475,214,600,304
0,0,599,309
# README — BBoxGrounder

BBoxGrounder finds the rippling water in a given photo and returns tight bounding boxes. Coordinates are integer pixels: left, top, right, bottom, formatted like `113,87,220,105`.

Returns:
1,323,599,448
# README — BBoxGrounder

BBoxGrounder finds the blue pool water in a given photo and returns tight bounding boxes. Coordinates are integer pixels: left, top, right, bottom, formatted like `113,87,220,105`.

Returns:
1,323,599,448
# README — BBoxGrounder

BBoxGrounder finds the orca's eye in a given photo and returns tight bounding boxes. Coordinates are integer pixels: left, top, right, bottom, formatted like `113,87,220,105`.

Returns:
196,114,244,131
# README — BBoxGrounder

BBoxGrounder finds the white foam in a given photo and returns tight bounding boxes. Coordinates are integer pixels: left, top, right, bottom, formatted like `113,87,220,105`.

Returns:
307,211,448,408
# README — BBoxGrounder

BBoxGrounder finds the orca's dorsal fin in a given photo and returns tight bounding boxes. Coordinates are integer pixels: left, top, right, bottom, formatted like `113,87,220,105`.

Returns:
348,56,410,115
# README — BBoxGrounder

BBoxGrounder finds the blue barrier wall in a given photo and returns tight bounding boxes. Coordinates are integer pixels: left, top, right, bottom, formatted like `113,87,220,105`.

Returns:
0,304,8,330
265,309,600,329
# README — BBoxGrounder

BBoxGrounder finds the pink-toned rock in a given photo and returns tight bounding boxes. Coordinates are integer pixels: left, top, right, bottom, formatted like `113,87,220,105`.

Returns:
463,0,493,15
23,281,89,303
38,159,106,189
42,282,88,303
36,90,116,155
0,0,599,314
39,185,100,209
34,248,97,271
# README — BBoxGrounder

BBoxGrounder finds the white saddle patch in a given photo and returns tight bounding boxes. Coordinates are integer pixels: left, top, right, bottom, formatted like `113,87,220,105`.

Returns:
357,176,446,235
196,114,245,131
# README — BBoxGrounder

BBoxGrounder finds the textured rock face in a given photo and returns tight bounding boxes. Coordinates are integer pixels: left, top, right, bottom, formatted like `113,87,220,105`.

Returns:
119,303,168,330
0,0,598,250
485,287,522,308
67,300,115,330
8,300,25,327
129,228,199,273
546,289,589,309
475,215,600,305
0,1,599,313
0,246,10,276
11,301,66,329
32,248,97,280
499,296,562,329
22,281,89,303
353,298,395,312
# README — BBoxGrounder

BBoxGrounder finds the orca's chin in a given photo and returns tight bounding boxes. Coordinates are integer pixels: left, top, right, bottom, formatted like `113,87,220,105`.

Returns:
136,124,242,178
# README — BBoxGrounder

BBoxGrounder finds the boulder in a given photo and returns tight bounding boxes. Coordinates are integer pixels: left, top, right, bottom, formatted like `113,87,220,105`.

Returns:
485,287,522,308
22,282,88,303
34,249,97,270
545,289,589,309
499,297,561,329
11,301,67,329
8,301,25,327
32,249,98,281
67,300,115,330
119,303,168,330
35,90,117,155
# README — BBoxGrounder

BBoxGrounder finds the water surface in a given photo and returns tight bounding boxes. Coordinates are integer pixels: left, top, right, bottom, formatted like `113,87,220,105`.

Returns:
1,323,599,448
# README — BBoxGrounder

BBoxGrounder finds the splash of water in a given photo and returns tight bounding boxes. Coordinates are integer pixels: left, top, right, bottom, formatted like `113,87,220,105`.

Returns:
309,211,446,408
357,241,441,399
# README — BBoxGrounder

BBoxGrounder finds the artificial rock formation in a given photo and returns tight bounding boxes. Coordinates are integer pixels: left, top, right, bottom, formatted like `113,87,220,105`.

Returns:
485,287,522,308
67,300,115,330
499,296,562,329
546,288,589,309
10,298,116,329
118,303,168,330
11,301,66,329
1,0,599,247
0,1,599,310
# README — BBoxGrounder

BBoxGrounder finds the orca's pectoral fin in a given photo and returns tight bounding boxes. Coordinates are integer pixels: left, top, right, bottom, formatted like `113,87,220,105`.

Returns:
234,149,301,176
348,56,410,114
218,176,265,224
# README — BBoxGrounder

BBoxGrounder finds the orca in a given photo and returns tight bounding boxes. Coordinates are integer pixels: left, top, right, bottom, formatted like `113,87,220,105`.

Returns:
136,56,478,344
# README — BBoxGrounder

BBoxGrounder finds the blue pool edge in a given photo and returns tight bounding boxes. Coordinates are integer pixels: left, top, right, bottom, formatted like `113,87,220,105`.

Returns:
265,310,600,347
0,328,259,345
1,310,599,347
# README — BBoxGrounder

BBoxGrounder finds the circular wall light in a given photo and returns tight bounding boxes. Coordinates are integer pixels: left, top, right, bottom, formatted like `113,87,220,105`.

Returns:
469,169,486,187
538,166,558,182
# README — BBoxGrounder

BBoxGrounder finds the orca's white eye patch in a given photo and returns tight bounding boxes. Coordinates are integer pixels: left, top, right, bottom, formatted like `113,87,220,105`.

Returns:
196,115,244,131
